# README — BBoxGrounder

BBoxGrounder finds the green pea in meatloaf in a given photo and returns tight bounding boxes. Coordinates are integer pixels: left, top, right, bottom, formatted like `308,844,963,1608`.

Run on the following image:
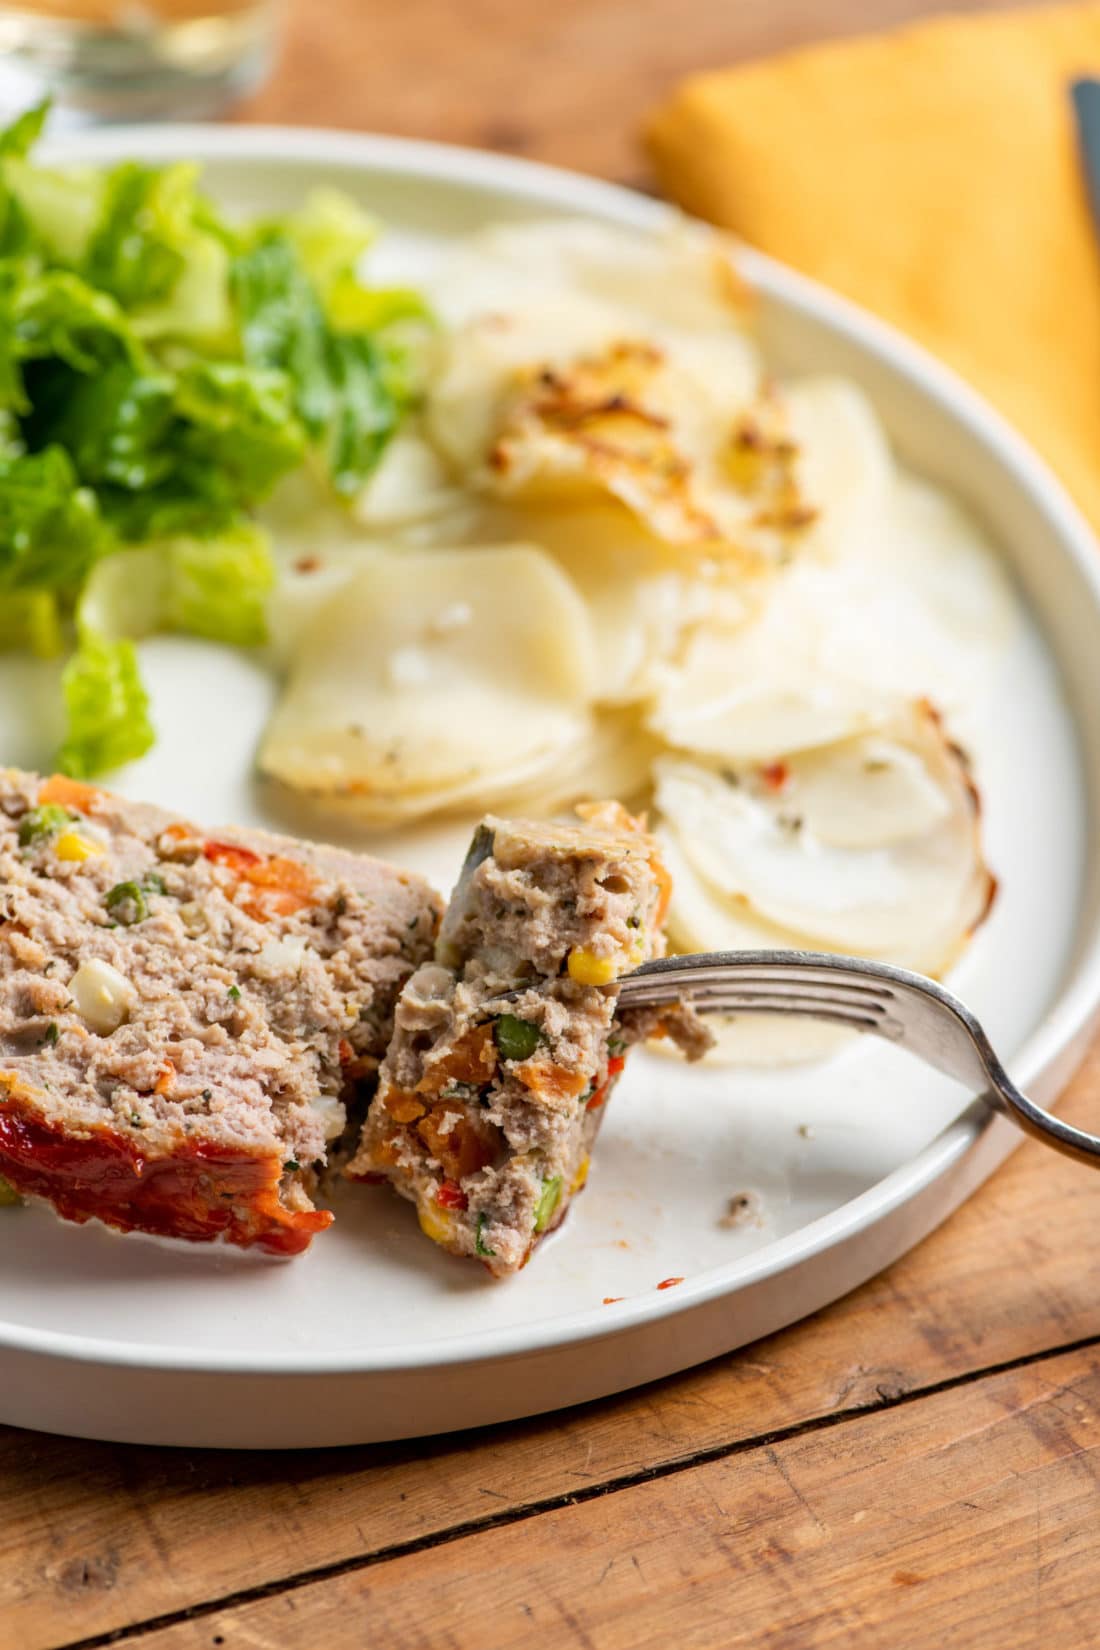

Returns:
347,801,710,1275
0,769,441,1253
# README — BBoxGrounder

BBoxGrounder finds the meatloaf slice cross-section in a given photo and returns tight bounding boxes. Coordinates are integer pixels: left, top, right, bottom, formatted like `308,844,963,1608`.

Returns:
347,801,709,1275
0,770,441,1254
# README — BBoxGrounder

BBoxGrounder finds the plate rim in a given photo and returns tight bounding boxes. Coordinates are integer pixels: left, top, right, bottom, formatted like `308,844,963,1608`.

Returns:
7,120,1099,1379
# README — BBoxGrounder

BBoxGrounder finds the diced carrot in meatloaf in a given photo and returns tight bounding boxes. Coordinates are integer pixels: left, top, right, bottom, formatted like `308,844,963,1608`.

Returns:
347,801,709,1276
0,769,441,1253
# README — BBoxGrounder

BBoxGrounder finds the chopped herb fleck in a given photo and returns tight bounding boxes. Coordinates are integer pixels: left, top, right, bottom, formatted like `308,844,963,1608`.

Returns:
283,1159,301,1173
42,1021,59,1047
227,984,241,1001
607,1034,627,1058
129,1113,144,1128
493,1014,541,1062
201,1089,212,1101
143,871,167,896
440,1081,476,1102
627,914,641,929
475,1213,495,1257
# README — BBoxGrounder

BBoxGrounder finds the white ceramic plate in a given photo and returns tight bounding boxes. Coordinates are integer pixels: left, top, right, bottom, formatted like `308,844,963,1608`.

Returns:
1,127,1099,1450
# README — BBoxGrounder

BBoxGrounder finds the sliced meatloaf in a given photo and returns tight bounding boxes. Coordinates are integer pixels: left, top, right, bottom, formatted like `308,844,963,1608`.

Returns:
0,770,441,1254
347,801,708,1275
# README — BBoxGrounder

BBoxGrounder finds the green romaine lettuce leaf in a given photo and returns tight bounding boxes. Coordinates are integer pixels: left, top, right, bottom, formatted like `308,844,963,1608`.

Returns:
0,446,107,592
83,161,195,307
275,186,376,302
22,354,304,540
86,160,237,345
25,359,176,490
0,589,62,657
172,359,306,502
0,100,49,161
164,522,274,645
0,105,431,776
230,231,424,496
58,631,154,778
79,521,275,649
0,265,139,417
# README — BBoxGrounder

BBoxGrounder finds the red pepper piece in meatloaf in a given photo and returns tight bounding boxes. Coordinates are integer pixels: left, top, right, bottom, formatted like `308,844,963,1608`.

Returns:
0,770,441,1254
347,801,709,1275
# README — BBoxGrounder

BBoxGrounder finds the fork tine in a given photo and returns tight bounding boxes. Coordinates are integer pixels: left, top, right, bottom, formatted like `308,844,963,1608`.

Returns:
666,995,887,1031
621,961,891,1004
621,977,893,1012
621,987,892,1033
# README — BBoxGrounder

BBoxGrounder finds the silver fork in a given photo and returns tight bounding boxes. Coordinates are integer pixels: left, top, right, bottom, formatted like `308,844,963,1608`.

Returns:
616,949,1099,1168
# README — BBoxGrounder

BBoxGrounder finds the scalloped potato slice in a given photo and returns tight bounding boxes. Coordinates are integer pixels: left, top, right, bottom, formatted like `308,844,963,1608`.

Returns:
649,464,1014,761
436,335,811,570
475,500,748,703
432,218,753,335
259,545,597,809
654,702,995,974
263,711,658,831
425,220,816,570
491,708,662,816
648,567,892,762
785,377,893,559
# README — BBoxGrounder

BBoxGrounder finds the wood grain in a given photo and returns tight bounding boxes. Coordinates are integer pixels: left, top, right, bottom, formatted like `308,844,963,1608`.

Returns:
11,1061,1100,1650
241,0,1021,183
116,1341,1100,1649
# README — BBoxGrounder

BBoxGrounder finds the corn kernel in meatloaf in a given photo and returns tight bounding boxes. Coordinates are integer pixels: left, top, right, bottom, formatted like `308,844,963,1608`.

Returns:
0,770,441,1253
347,802,708,1275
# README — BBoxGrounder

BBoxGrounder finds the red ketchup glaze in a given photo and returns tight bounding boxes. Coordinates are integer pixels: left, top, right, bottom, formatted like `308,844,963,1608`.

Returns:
0,1098,332,1255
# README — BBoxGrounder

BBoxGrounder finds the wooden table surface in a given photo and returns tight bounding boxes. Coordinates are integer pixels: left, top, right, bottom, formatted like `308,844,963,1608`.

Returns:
18,1,1100,1646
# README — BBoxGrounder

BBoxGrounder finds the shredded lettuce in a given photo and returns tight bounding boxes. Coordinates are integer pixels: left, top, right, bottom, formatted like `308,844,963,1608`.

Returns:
0,102,429,774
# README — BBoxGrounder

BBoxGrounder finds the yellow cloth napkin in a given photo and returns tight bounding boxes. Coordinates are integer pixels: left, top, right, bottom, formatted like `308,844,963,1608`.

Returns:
647,3,1100,532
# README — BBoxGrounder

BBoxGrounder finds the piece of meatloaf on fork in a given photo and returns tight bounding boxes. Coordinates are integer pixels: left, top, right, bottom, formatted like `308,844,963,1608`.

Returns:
0,769,441,1253
347,801,709,1275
